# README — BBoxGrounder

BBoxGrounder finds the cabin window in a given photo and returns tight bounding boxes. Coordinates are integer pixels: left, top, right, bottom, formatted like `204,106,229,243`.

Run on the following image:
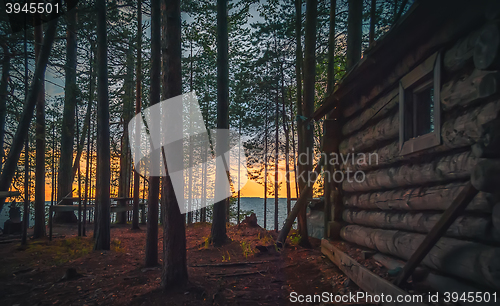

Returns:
399,52,441,155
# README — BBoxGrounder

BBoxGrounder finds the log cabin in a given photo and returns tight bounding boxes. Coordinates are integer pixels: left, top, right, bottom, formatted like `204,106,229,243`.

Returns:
313,0,500,300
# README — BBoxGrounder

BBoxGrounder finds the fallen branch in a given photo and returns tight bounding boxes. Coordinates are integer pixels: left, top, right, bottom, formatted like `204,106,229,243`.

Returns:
210,269,268,277
192,260,273,267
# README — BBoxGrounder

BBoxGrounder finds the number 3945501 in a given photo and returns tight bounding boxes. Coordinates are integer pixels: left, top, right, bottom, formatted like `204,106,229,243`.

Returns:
5,1,60,14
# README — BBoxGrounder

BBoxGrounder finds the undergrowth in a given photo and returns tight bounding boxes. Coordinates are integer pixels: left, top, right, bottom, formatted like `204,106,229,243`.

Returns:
27,237,93,265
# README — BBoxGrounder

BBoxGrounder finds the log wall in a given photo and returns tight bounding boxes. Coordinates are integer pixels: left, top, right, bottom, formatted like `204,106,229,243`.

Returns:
330,22,500,291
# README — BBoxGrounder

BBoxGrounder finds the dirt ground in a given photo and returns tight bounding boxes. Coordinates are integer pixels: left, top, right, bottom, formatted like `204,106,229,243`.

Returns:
0,222,365,306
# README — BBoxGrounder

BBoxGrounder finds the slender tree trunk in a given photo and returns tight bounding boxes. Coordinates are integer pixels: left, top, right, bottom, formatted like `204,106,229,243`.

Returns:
91,107,97,236
117,43,134,224
49,119,55,238
369,0,376,47
132,0,142,230
237,119,241,224
76,109,82,236
299,0,318,247
295,0,308,240
145,0,161,267
83,45,95,236
83,105,91,236
211,0,229,246
289,86,298,199
187,40,194,225
281,62,291,215
22,140,29,245
22,25,29,246
0,43,11,175
161,0,188,288
324,0,338,239
201,138,207,222
274,88,279,232
264,99,268,229
34,17,46,238
346,0,363,70
94,0,111,251
0,16,58,212
55,1,78,223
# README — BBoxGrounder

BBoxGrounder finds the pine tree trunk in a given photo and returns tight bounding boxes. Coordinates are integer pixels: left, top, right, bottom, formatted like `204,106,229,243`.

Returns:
346,0,363,70
211,0,229,246
94,0,111,251
33,17,46,239
281,61,291,215
132,0,142,230
161,0,188,288
0,17,58,212
299,0,318,247
55,1,78,223
323,0,339,239
187,41,194,224
369,0,377,46
145,0,161,267
0,43,11,175
264,99,268,229
117,44,134,224
237,120,241,224
274,87,279,232
289,86,299,199
83,43,95,236
295,0,309,242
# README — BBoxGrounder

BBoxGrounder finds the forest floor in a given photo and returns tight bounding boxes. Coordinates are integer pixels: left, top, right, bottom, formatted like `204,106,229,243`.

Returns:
0,220,364,306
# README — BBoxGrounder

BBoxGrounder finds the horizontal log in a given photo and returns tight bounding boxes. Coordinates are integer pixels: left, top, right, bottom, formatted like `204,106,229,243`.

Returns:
474,23,500,70
343,151,477,193
344,182,493,212
472,119,500,158
342,88,399,136
493,203,500,231
443,100,500,148
341,225,500,289
441,69,500,111
342,209,498,242
443,30,480,72
340,113,399,154
471,159,500,194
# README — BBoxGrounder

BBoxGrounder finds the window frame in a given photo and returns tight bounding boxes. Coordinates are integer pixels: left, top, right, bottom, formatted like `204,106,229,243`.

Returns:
399,52,441,155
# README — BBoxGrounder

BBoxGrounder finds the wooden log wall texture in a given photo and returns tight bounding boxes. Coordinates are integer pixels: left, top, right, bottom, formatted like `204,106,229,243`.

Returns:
340,113,398,154
443,30,480,72
441,69,500,111
344,182,493,212
474,22,500,70
442,100,500,148
342,88,399,136
342,151,477,193
342,209,499,242
493,203,500,231
472,119,500,158
340,224,500,289
471,159,500,194
341,100,500,170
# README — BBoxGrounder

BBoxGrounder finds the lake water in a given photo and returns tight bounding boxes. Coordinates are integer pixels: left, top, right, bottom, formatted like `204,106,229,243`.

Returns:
0,198,296,231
